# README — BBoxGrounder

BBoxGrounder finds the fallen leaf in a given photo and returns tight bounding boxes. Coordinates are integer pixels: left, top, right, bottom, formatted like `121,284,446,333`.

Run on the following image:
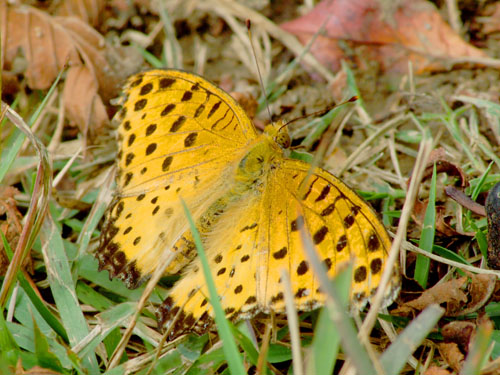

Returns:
424,366,452,375
477,3,500,35
438,342,464,373
281,0,487,74
421,148,468,188
0,3,142,142
413,199,471,237
441,321,476,352
53,0,107,27
400,274,496,317
401,277,468,313
411,148,475,237
448,274,496,316
0,186,33,276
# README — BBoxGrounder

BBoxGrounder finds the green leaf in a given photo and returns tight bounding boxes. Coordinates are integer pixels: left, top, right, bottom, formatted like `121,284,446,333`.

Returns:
33,319,64,372
415,163,437,288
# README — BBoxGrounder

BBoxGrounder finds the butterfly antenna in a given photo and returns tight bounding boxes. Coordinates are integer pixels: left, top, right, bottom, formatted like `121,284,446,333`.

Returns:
278,96,358,132
246,20,273,124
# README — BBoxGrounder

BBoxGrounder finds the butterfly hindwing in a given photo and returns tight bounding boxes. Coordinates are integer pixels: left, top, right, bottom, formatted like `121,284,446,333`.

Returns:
158,196,262,337
156,158,398,337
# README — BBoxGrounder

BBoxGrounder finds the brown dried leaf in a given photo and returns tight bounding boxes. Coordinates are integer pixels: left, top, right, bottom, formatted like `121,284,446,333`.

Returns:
421,148,468,188
0,186,31,276
478,3,500,35
411,148,474,236
447,274,496,316
424,367,452,375
402,277,468,312
63,65,109,141
0,3,142,141
413,199,470,237
53,0,107,27
438,342,464,373
281,0,487,74
441,321,476,352
401,274,496,317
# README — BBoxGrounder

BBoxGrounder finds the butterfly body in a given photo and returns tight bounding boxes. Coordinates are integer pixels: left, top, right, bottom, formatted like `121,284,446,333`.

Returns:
96,69,399,338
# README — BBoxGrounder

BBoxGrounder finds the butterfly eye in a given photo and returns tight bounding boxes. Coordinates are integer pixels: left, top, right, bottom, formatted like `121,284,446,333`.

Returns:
276,132,291,149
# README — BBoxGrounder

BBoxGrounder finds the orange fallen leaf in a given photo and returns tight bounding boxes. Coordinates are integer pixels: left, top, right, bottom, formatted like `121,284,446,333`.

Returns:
438,342,464,373
281,0,487,74
424,367,452,375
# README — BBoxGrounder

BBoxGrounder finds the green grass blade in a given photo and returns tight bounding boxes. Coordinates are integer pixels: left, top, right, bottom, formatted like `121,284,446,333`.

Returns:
0,308,21,367
1,230,69,343
32,318,65,372
76,302,136,359
307,266,351,375
180,199,246,375
0,71,63,183
40,214,99,372
380,304,444,375
460,323,493,375
415,163,437,288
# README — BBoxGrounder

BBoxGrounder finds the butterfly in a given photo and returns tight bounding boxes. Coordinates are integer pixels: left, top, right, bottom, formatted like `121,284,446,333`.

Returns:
96,69,400,339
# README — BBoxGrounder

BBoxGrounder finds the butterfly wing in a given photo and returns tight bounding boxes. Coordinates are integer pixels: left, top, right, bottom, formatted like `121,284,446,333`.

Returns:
97,69,258,287
258,158,399,312
158,156,399,338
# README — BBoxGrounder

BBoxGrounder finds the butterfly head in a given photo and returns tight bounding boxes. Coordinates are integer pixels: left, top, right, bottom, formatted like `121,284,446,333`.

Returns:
264,121,291,150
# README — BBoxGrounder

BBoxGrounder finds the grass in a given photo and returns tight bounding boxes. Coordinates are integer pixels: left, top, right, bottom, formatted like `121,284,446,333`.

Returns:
2,2,500,374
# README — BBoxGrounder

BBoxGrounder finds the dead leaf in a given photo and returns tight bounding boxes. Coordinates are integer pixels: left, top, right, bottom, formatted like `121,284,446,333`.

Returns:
401,277,468,313
438,342,464,373
0,3,142,142
413,199,471,237
400,274,496,317
477,3,500,35
441,321,476,352
410,148,474,237
63,65,110,141
53,0,107,27
0,186,33,276
447,274,496,316
424,367,452,375
281,0,487,74
421,148,468,188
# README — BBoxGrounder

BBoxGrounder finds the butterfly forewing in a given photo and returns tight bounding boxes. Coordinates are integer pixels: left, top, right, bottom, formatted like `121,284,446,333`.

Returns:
97,70,258,286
